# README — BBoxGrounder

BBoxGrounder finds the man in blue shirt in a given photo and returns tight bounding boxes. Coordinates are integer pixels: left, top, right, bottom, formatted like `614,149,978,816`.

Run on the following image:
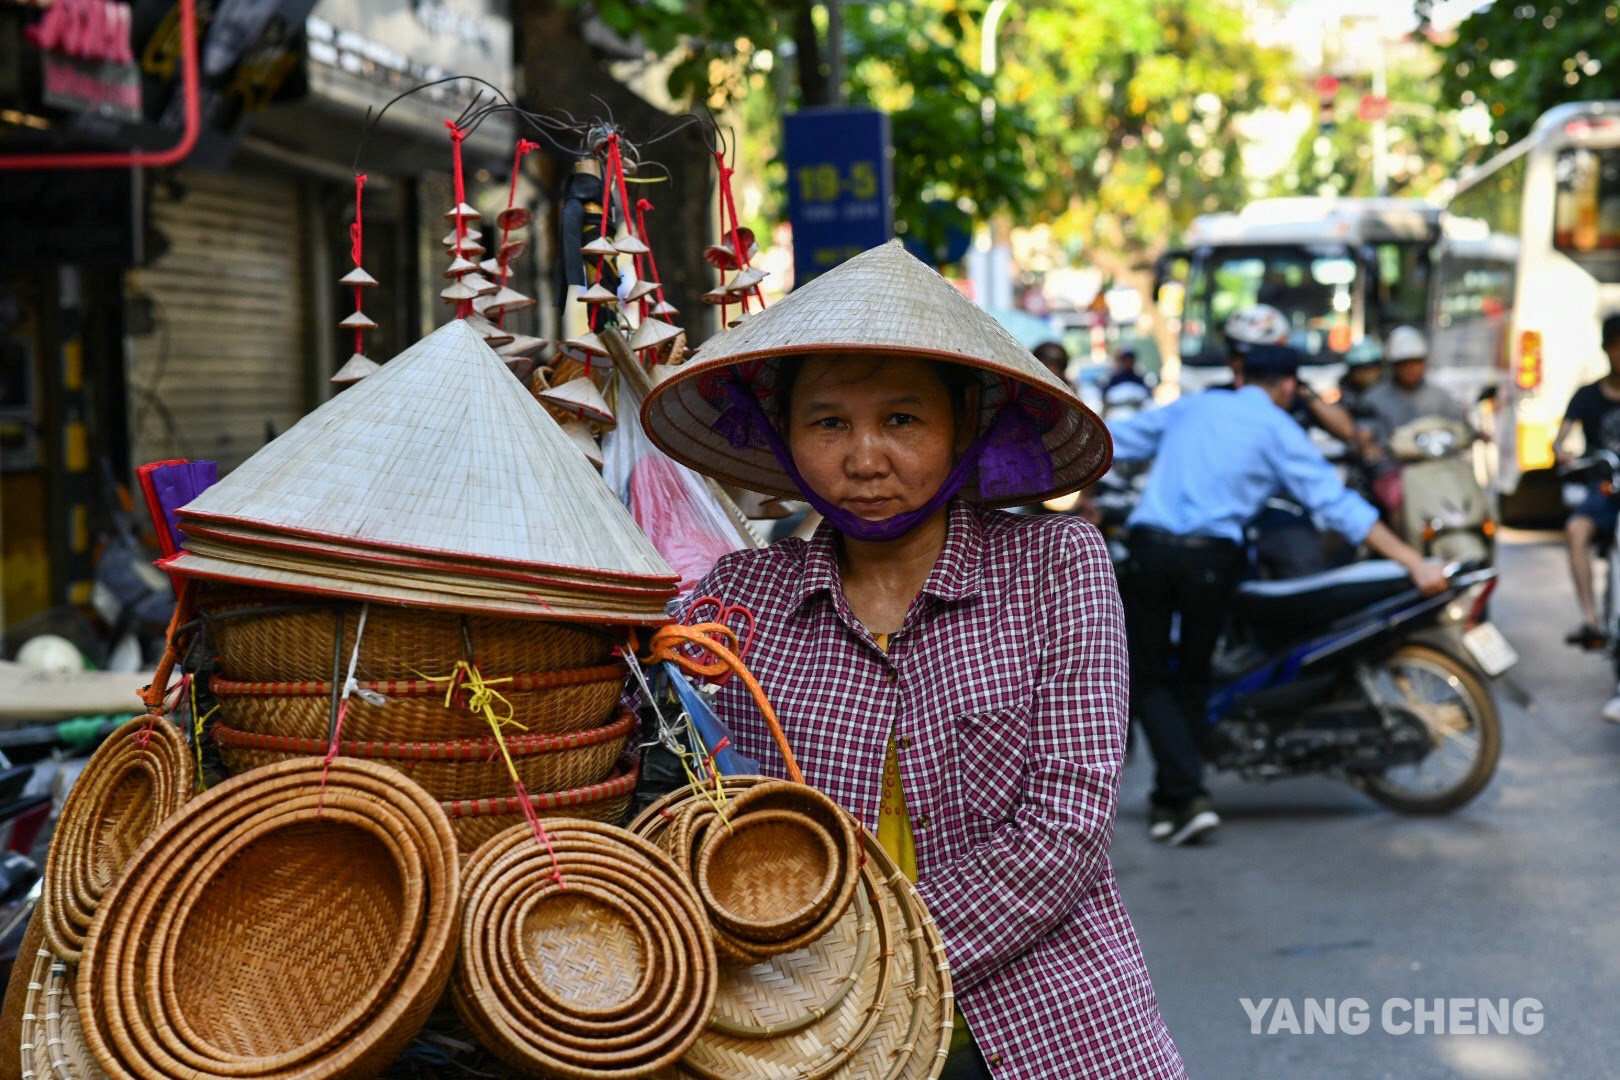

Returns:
1110,345,1445,846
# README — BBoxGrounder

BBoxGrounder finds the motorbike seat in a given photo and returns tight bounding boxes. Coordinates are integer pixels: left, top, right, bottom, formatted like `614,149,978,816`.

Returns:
1233,561,1415,643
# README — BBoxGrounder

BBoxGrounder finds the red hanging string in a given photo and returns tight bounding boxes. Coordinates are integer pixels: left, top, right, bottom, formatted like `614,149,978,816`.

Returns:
494,139,540,329
607,136,644,286
634,198,664,309
350,173,368,356
445,121,472,320
714,150,756,315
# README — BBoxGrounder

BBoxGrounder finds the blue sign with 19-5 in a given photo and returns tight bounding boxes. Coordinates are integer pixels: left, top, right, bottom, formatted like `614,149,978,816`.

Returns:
783,108,894,287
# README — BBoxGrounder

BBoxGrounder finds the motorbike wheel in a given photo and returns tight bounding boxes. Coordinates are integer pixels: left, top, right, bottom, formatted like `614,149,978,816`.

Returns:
1358,644,1502,814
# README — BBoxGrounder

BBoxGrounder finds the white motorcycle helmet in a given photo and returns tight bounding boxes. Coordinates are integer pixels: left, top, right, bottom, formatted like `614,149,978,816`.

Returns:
1386,325,1429,362
1223,304,1291,355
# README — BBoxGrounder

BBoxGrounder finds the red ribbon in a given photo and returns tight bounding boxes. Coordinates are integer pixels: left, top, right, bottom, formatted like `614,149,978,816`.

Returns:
350,173,368,355
445,121,471,319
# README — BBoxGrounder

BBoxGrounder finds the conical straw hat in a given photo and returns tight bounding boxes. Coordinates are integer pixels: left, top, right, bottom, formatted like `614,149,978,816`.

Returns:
498,238,529,263
623,279,660,303
464,312,513,347
172,319,674,589
613,235,649,255
558,419,604,466
628,317,682,352
579,283,618,305
703,228,756,270
538,375,615,425
460,272,499,296
338,310,378,330
580,236,618,257
496,206,532,231
479,257,505,277
562,333,610,359
444,202,482,222
651,300,680,318
725,267,768,292
444,256,478,278
641,239,1111,506
480,287,536,316
331,352,380,383
340,267,378,288
499,334,548,359
441,280,479,303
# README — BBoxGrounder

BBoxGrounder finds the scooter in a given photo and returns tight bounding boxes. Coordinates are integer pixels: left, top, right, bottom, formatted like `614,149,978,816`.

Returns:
1377,417,1495,564
1204,559,1511,813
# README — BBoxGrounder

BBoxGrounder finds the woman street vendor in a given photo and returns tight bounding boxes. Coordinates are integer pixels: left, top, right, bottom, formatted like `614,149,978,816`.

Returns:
641,241,1186,1079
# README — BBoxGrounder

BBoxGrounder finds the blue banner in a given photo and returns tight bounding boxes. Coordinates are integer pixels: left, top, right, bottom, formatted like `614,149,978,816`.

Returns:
783,108,894,287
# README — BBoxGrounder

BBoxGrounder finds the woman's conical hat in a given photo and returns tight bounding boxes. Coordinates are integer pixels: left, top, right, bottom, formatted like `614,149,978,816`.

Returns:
641,239,1111,507
169,319,675,605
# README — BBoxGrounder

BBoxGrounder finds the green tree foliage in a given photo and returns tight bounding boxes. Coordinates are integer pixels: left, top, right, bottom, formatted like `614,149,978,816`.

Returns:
1418,0,1620,146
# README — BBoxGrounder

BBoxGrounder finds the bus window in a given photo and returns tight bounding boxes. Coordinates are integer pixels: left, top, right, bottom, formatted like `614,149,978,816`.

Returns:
1371,241,1432,332
1178,245,1357,365
1554,147,1620,281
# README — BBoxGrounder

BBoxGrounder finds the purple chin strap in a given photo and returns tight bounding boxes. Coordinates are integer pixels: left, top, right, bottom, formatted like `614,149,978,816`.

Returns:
715,375,1054,542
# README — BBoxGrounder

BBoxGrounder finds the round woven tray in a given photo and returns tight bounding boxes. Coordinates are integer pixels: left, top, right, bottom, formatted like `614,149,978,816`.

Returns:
441,760,639,853
42,717,191,965
631,777,956,1080
453,820,717,1079
201,595,618,682
78,759,459,1080
210,710,632,800
209,665,626,742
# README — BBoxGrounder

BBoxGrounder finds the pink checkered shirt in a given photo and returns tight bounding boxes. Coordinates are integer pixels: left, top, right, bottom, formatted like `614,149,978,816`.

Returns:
687,502,1186,1079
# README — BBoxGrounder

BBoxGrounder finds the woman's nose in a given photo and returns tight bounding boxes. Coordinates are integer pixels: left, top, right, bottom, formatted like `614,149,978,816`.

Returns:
844,430,890,477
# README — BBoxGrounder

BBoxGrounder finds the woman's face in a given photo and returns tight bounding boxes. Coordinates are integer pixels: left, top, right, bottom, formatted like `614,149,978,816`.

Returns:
785,354,964,523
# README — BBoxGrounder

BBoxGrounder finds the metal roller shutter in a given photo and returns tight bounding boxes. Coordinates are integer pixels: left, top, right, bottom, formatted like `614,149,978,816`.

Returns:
130,169,307,475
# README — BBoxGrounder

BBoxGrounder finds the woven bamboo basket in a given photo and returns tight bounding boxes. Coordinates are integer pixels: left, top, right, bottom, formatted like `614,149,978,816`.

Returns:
695,808,840,943
200,594,619,682
77,759,459,1080
452,820,716,1080
632,777,956,1080
441,760,639,852
208,664,626,742
210,710,632,800
42,717,191,965
19,949,107,1080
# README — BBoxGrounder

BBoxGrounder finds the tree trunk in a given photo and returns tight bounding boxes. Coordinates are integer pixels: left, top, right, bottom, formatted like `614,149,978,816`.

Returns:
794,2,828,107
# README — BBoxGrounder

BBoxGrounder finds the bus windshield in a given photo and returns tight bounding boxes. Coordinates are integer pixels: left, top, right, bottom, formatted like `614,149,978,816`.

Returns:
1179,244,1357,365
1554,145,1620,282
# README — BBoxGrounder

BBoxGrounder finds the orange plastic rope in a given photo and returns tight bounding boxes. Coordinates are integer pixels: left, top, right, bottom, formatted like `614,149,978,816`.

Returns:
141,579,195,714
646,623,804,785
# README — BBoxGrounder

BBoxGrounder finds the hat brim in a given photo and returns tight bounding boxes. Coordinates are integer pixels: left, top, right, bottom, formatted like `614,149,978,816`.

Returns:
642,343,1110,509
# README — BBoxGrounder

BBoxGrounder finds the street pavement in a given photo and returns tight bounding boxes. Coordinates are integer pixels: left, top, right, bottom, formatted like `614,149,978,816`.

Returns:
1110,532,1618,1080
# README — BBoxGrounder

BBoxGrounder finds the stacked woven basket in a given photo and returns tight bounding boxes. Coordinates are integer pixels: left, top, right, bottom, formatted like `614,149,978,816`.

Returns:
198,596,643,850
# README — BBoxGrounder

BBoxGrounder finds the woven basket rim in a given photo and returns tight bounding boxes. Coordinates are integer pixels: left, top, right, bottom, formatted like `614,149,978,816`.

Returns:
441,760,639,818
209,662,627,698
210,709,634,760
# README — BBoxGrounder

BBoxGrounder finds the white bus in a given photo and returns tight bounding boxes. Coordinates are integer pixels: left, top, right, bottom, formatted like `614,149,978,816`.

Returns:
1161,197,1442,392
1431,100,1620,519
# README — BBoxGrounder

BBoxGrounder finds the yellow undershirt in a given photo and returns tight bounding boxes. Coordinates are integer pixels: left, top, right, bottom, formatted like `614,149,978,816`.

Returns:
872,633,970,1054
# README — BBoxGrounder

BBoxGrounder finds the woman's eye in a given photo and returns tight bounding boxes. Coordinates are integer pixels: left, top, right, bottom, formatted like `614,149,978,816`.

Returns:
811,416,845,430
887,413,919,426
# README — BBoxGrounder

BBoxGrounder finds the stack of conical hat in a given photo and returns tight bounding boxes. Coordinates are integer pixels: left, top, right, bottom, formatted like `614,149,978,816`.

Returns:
161,319,678,623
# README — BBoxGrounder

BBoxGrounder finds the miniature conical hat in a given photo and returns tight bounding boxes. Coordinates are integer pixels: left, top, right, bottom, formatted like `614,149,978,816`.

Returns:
338,310,378,330
463,312,513,348
441,280,479,303
703,228,757,270
460,272,499,296
562,332,610,358
444,255,478,278
701,287,732,305
443,201,482,222
641,239,1112,507
613,235,649,255
172,319,674,591
340,267,378,288
498,238,529,264
452,237,486,257
479,287,535,316
480,258,505,277
558,418,604,466
629,317,682,352
623,279,659,302
651,300,680,317
539,375,615,425
499,333,548,359
579,283,618,305
497,206,532,231
725,267,768,292
331,352,380,383
580,236,618,257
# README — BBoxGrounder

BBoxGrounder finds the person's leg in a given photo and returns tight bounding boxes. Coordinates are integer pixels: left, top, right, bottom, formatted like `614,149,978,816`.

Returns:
1566,511,1601,637
937,1041,993,1080
1123,541,1205,814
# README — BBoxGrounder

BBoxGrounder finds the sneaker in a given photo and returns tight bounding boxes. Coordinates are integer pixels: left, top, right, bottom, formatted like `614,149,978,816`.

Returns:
1148,803,1176,842
1168,797,1221,847
1602,695,1620,724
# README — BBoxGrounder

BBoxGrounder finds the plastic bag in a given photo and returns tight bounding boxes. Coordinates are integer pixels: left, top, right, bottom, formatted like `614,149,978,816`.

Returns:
603,375,747,592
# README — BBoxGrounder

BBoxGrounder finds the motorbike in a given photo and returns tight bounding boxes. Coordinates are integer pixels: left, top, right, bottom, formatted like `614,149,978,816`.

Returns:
1204,558,1512,813
1376,417,1495,565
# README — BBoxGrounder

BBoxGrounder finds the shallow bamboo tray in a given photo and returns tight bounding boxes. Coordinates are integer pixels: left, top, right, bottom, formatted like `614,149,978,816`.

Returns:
209,664,626,742
210,710,631,800
20,948,108,1080
42,717,191,965
696,808,840,943
453,820,716,1079
78,759,459,1080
